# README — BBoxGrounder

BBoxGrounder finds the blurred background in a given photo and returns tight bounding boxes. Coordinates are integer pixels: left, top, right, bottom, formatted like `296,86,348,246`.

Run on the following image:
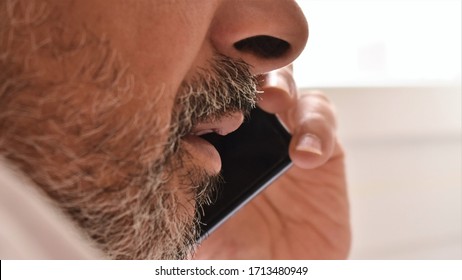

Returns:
294,0,461,259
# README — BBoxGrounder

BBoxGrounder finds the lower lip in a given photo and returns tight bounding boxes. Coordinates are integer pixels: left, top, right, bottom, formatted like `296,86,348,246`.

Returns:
182,135,222,174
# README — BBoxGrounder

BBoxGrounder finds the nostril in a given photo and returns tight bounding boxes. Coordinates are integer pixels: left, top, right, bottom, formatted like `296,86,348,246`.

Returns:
234,35,290,59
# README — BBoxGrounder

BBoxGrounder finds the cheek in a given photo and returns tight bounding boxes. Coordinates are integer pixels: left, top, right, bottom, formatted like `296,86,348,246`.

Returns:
63,1,217,103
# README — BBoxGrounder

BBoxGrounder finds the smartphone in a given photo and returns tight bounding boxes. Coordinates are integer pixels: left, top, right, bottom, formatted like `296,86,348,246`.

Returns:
197,107,292,240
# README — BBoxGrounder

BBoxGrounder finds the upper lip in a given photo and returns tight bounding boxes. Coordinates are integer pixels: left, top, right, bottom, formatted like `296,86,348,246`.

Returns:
190,112,245,136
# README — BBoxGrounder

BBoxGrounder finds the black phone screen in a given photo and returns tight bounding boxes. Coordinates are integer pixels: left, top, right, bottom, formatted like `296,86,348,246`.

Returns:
198,107,292,239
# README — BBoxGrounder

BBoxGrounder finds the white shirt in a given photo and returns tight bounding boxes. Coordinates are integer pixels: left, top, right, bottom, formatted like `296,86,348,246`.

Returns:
0,159,103,259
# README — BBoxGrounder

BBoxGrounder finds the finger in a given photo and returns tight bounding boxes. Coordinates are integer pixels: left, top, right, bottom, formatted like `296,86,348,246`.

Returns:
289,115,336,169
257,66,296,114
289,96,336,169
296,91,337,130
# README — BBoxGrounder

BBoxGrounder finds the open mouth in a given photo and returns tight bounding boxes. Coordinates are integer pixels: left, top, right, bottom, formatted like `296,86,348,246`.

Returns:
181,112,245,174
199,132,224,152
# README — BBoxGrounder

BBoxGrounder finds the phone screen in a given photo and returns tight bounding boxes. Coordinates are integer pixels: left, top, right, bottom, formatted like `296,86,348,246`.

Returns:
197,107,292,240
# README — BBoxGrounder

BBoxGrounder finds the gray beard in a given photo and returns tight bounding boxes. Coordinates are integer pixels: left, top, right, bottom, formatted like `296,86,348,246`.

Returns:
0,0,259,259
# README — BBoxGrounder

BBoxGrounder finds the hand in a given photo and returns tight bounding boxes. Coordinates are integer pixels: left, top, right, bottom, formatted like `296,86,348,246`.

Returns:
193,66,351,259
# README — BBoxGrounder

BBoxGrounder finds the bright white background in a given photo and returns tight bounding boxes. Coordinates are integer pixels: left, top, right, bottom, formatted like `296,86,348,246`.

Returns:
295,0,461,88
295,0,461,259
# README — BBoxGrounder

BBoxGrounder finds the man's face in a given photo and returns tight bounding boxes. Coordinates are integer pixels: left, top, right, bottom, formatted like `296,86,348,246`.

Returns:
0,0,307,259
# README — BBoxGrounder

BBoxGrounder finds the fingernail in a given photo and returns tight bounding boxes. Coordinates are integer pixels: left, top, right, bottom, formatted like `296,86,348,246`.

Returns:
296,134,323,155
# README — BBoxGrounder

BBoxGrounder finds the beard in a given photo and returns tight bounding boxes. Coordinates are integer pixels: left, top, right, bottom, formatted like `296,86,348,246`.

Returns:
0,1,259,259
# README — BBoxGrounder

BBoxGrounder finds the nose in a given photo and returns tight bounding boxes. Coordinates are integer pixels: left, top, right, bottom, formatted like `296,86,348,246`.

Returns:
210,0,308,74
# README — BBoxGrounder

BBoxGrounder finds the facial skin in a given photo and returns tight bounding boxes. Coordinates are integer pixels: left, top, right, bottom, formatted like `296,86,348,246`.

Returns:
0,0,308,259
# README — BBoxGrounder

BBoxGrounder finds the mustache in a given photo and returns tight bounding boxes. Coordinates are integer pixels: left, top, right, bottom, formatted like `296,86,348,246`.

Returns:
172,55,260,139
166,54,261,211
